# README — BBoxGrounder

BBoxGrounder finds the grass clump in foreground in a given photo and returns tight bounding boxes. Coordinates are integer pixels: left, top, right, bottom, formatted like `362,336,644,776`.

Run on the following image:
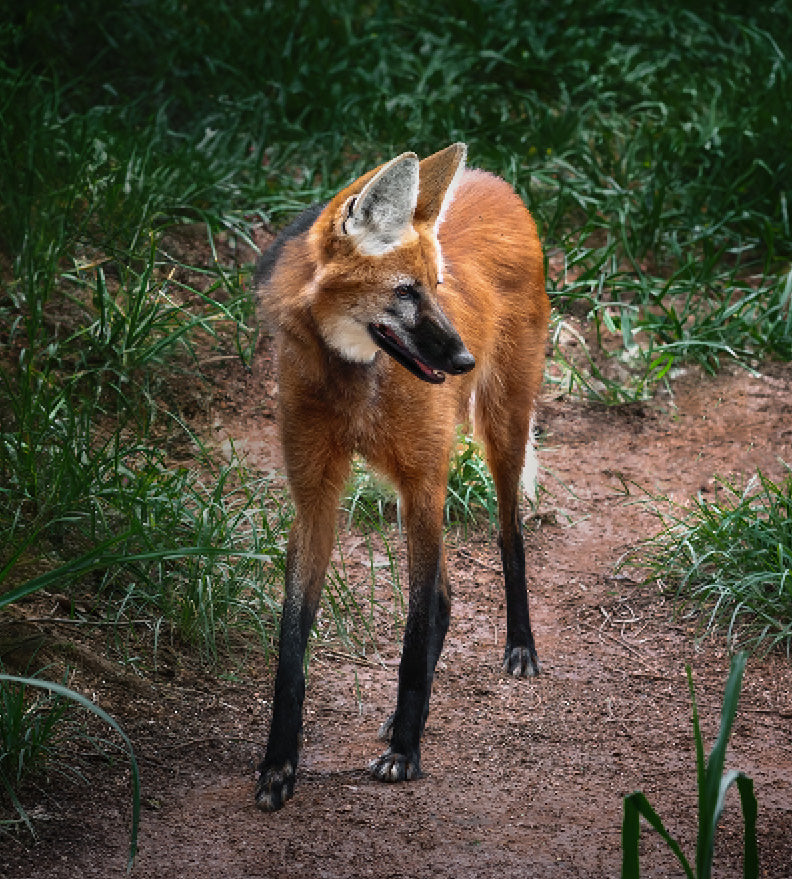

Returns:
0,671,72,821
0,673,141,870
622,652,757,879
639,467,792,656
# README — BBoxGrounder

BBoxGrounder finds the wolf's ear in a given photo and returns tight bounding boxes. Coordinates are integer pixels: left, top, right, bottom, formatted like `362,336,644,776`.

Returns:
344,152,419,255
415,142,467,227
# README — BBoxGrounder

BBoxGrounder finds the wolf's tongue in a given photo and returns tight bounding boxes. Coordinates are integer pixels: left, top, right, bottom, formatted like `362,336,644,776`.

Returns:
416,359,443,380
371,324,445,383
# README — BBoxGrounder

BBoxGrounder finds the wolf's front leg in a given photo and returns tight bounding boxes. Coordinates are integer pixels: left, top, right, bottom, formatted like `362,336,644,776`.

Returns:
371,499,447,783
370,585,433,781
376,546,450,746
255,508,336,810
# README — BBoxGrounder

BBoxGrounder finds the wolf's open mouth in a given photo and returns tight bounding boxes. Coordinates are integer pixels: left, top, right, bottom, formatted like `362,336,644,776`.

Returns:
368,323,446,384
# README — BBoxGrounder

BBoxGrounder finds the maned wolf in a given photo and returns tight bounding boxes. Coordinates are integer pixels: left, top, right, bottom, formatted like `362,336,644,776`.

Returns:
253,143,550,810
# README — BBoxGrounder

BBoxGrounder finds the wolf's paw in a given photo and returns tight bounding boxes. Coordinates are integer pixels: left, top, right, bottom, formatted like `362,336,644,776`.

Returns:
255,760,296,811
502,643,540,677
369,747,421,783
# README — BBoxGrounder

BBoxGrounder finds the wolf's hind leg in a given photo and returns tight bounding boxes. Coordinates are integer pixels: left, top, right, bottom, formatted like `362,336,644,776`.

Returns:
477,379,541,678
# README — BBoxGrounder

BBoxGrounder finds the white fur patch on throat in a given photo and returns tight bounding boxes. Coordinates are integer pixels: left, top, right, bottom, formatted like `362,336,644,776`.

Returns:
322,314,379,362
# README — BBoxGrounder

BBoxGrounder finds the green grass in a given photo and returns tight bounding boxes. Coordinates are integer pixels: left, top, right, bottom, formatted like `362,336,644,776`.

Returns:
343,432,499,534
0,452,290,663
637,468,792,656
344,459,401,531
0,669,73,830
445,432,500,532
622,652,757,879
0,673,141,870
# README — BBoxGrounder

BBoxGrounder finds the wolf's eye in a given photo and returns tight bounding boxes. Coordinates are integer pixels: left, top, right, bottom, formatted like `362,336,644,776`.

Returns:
395,284,419,301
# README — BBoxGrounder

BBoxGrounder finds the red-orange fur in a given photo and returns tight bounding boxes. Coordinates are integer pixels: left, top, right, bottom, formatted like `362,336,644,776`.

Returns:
264,164,548,575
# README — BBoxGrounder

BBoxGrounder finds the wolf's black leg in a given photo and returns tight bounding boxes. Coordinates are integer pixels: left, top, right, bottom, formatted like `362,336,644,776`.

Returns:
371,505,446,783
377,578,450,743
370,585,433,781
255,440,347,811
255,586,317,810
500,519,539,677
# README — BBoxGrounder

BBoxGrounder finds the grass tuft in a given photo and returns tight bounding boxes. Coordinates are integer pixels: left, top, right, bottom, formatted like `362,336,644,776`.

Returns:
636,467,792,655
0,673,141,871
445,432,499,532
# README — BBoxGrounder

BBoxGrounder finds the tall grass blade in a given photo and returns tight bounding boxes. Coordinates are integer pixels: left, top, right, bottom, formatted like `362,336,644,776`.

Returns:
730,773,759,879
622,790,695,879
688,663,709,877
621,653,756,879
696,652,753,879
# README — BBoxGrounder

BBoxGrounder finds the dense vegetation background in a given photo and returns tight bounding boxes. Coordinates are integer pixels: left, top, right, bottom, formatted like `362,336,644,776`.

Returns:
1,0,790,841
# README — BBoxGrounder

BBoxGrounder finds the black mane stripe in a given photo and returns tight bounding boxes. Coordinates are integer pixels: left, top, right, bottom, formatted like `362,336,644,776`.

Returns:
253,202,328,290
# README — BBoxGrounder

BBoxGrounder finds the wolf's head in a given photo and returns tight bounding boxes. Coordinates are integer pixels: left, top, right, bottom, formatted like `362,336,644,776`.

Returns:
308,144,475,383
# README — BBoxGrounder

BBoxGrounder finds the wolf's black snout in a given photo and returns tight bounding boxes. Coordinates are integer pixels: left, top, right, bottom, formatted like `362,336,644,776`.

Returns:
414,304,476,376
449,346,475,374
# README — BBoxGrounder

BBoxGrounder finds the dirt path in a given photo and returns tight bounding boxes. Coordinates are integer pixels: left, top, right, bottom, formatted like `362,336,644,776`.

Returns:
2,361,792,879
